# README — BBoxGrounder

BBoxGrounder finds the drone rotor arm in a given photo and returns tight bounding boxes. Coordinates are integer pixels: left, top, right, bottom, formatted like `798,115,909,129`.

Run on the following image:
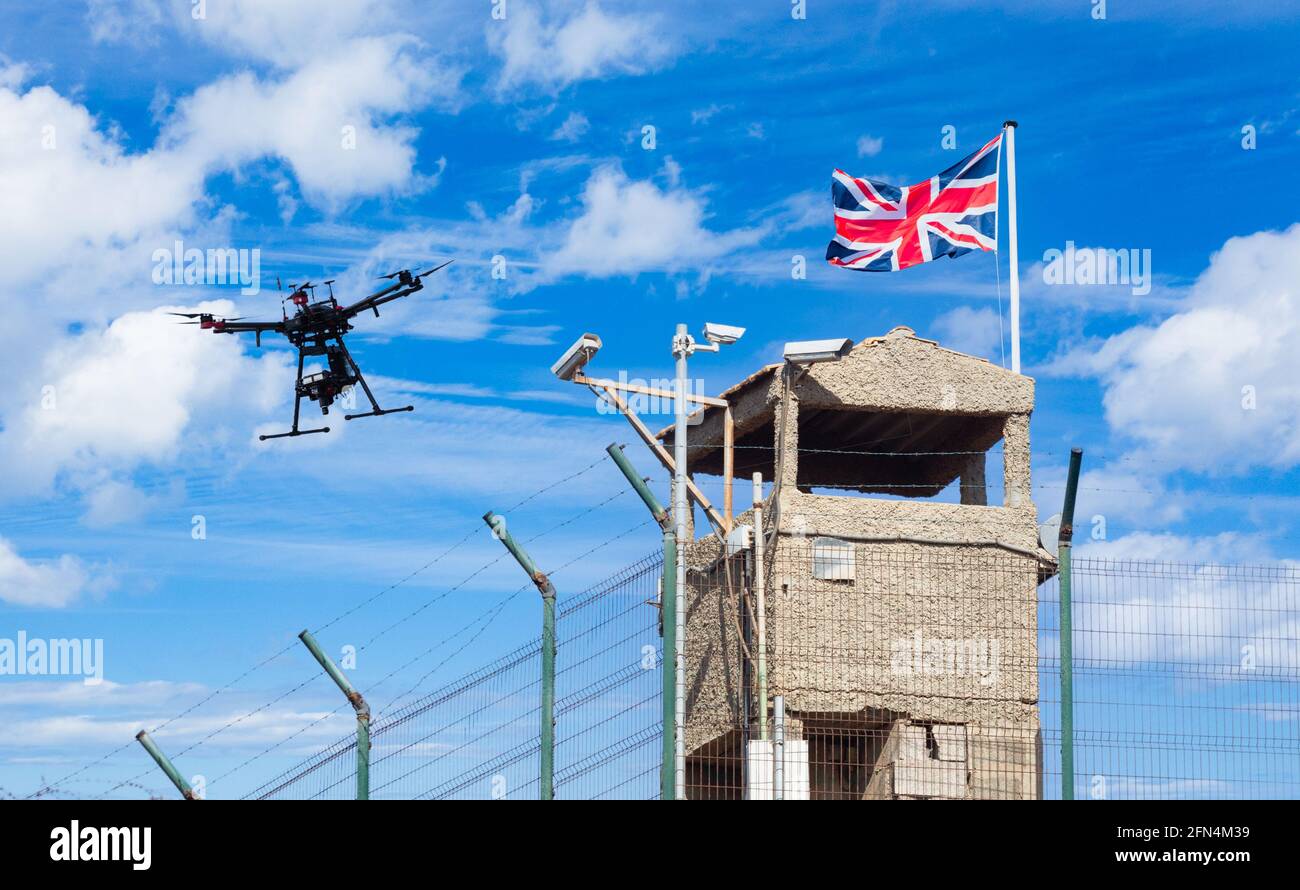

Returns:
211,320,286,336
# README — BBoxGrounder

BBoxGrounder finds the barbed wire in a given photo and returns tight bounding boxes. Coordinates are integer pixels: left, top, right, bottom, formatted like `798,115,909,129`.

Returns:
186,491,642,793
28,455,615,801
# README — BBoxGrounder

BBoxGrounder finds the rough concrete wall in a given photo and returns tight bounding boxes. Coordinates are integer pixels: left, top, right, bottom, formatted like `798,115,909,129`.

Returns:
797,328,1034,416
681,530,1042,756
777,489,1041,553
766,536,1040,718
776,376,798,490
1003,412,1032,509
681,533,747,753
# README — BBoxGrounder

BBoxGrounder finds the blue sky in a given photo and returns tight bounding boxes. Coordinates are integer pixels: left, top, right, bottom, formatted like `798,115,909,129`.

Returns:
1,0,1298,799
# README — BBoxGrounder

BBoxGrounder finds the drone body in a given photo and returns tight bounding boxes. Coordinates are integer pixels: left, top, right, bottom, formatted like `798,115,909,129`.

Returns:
174,261,452,441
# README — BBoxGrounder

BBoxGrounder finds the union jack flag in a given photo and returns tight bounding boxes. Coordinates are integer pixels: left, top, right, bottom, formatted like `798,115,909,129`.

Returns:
826,133,1002,271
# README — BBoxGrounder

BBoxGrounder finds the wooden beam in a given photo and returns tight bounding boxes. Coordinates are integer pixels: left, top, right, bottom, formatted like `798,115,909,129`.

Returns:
591,384,729,536
573,374,728,408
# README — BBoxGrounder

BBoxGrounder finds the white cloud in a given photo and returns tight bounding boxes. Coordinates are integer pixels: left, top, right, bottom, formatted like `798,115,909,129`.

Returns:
0,537,112,608
660,155,682,188
1077,530,1274,564
1047,225,1300,473
3,303,288,494
1034,463,1186,545
0,38,456,291
856,134,884,157
184,0,394,67
0,679,203,709
490,1,675,93
86,0,439,71
549,110,590,143
690,104,726,125
0,70,207,289
85,0,167,46
544,165,765,278
0,704,351,752
82,478,184,529
161,36,460,205
930,305,1003,361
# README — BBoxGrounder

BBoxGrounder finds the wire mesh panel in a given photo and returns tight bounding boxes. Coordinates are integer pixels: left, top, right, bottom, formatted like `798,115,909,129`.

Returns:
248,553,663,800
248,543,1300,800
553,554,663,800
374,643,544,801
1040,558,1300,800
249,734,360,801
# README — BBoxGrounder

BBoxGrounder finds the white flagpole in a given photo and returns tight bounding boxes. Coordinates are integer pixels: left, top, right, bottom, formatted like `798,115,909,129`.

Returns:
1003,120,1021,374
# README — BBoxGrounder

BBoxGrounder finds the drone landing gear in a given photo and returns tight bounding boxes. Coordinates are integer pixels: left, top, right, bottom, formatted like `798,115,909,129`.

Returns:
336,340,414,423
345,406,413,421
259,426,330,441
259,349,332,441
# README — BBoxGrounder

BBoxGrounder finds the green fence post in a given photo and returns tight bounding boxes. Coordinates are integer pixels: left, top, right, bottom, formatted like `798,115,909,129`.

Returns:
605,442,676,800
1058,447,1083,800
134,730,197,799
484,511,556,800
298,630,370,800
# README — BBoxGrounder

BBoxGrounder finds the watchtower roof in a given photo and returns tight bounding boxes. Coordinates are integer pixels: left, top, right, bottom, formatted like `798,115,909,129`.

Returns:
657,326,1034,497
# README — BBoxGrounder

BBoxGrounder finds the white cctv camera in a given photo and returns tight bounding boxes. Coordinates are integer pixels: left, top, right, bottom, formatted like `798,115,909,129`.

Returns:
783,338,853,364
551,333,602,381
704,323,746,345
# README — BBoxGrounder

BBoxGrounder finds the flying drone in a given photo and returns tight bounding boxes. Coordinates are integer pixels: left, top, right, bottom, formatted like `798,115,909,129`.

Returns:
173,261,452,440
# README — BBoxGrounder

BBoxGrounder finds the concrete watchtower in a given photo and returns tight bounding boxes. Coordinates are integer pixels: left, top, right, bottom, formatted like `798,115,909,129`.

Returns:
659,326,1053,799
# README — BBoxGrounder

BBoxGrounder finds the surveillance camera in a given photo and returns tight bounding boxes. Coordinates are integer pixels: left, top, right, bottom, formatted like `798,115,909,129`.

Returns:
704,323,746,345
783,338,853,364
551,333,602,381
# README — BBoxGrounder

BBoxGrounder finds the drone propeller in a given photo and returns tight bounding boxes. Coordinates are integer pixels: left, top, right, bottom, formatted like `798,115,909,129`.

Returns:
415,259,454,278
378,259,453,281
177,317,244,324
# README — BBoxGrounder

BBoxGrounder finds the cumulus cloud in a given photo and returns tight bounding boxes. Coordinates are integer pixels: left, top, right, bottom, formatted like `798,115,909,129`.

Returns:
489,1,675,93
160,36,460,205
0,70,206,288
1047,225,1300,473
183,0,395,67
2,303,288,495
0,38,455,288
0,537,113,608
544,165,764,278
